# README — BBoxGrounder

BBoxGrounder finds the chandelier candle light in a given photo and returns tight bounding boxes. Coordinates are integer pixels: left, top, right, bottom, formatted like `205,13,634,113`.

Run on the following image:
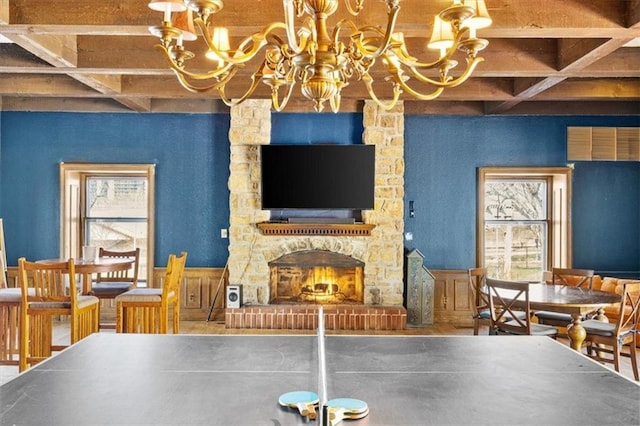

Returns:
148,0,492,112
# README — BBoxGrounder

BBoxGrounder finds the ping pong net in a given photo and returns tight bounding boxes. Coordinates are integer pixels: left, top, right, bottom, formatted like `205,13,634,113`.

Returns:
279,306,369,425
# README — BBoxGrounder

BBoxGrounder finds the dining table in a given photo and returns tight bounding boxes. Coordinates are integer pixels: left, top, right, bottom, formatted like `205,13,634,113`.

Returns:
490,282,621,350
36,257,134,295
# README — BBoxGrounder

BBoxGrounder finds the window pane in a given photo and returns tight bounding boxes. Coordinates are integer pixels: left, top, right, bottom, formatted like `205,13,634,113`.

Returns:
484,181,546,221
484,223,547,281
86,177,147,218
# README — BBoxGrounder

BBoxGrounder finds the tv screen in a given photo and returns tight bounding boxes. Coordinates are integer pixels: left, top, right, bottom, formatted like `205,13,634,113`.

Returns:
261,144,375,210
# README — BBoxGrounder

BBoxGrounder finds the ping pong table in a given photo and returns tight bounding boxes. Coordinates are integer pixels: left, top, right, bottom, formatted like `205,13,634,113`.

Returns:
1,333,638,425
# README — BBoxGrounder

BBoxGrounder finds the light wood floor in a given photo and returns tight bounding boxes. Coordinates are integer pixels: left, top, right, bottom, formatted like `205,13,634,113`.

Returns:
2,320,638,385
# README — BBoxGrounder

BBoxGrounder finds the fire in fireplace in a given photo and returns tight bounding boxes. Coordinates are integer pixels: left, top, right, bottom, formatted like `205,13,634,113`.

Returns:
268,250,364,304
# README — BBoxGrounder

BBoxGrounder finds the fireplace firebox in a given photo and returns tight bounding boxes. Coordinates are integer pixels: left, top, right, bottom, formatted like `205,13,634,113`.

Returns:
268,250,364,304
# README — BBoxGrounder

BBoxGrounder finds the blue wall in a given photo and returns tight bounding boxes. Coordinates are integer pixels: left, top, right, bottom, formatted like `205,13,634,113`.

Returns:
1,111,638,277
0,112,230,267
404,115,640,275
572,161,640,277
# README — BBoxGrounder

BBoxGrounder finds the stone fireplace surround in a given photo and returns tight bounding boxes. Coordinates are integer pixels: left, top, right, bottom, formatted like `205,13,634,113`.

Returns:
225,100,407,330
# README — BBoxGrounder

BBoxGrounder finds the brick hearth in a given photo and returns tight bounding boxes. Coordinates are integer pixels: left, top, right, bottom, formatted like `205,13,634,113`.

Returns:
225,305,407,330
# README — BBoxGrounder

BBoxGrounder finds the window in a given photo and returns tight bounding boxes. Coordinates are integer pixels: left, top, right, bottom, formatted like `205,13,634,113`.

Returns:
60,164,155,285
477,167,572,281
84,176,149,282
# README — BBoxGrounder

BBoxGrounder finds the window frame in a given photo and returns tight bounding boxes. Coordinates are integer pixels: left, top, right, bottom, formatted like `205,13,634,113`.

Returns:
59,163,155,283
476,167,573,277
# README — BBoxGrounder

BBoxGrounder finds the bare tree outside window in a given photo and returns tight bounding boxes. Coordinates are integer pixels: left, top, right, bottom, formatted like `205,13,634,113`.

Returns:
484,180,547,281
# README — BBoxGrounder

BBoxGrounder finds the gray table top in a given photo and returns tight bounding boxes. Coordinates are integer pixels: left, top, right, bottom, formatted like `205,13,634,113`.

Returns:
1,333,638,425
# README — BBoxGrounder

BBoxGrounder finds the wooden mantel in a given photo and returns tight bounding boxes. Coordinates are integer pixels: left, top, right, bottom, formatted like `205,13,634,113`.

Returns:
257,222,376,236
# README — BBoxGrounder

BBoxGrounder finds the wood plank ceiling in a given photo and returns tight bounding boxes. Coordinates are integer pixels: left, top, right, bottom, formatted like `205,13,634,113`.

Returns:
0,0,638,115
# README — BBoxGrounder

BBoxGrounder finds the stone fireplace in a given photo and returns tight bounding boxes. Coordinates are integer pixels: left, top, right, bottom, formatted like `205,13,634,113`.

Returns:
269,250,364,305
225,100,407,330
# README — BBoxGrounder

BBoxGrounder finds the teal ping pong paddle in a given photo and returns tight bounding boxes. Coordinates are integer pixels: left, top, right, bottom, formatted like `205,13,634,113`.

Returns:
278,390,319,420
326,397,369,424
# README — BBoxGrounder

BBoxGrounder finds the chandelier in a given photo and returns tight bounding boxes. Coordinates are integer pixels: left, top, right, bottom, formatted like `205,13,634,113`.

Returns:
148,0,492,112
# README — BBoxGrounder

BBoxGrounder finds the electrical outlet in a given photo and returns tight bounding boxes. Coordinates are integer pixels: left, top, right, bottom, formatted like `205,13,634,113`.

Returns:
220,228,228,239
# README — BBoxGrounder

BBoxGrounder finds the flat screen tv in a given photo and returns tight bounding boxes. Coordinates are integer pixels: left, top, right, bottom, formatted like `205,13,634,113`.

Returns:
260,144,375,210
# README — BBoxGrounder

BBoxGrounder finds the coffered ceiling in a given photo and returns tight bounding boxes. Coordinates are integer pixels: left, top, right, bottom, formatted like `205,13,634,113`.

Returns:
0,0,638,114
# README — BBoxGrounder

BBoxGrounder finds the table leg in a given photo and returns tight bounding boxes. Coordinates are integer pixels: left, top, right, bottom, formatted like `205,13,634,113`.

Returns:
566,313,586,351
593,308,609,323
82,272,92,295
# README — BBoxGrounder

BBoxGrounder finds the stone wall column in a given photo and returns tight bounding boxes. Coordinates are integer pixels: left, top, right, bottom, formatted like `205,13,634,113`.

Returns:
362,100,405,306
228,100,271,303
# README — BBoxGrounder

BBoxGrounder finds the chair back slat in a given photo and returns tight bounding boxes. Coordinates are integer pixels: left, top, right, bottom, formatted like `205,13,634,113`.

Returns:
468,268,488,317
551,267,594,289
162,252,187,300
96,248,140,285
486,278,532,335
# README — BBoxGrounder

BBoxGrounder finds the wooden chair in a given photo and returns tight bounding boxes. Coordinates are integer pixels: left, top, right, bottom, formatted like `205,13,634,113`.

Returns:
486,278,559,337
0,251,21,366
468,268,491,335
92,248,140,329
115,252,187,334
93,248,140,297
18,257,100,371
581,281,640,381
468,268,527,335
536,268,595,328
550,268,594,288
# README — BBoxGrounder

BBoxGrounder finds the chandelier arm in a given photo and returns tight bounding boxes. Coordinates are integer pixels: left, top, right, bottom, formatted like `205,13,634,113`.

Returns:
343,0,365,16
361,73,402,111
393,75,446,101
283,0,309,54
196,18,288,65
156,45,235,80
393,48,447,70
333,22,385,61
348,3,400,59
406,57,484,88
217,73,263,107
270,80,297,112
332,18,358,44
171,66,240,94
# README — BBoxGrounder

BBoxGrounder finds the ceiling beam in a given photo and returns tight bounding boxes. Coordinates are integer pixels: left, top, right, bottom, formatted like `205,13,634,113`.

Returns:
2,0,639,37
0,0,638,114
487,35,639,114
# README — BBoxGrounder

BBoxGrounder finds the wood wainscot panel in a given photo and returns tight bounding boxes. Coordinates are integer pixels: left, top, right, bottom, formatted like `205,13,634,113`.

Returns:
431,269,473,327
151,267,228,321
